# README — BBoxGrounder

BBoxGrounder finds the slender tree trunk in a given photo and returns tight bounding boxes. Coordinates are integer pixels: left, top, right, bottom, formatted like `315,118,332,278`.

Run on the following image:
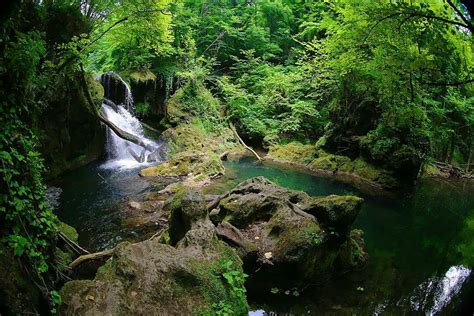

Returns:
447,133,455,164
466,147,472,172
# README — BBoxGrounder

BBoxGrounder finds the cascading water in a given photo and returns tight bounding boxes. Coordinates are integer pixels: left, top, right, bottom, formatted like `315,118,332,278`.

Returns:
375,265,473,315
96,71,162,169
96,71,134,110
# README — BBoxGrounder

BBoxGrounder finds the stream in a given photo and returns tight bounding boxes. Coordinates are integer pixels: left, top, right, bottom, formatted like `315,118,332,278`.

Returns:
51,157,474,315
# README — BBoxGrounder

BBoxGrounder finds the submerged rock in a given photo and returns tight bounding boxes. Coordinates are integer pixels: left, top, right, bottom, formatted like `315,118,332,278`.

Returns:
60,187,249,315
209,176,368,292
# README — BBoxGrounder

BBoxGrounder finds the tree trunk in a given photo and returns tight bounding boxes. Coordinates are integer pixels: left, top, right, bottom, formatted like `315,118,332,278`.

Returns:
229,122,262,161
466,147,472,172
98,108,156,152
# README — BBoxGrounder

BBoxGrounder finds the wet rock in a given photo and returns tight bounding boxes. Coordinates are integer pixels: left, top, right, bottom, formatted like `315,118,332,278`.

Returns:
128,201,141,210
165,187,208,245
210,176,368,291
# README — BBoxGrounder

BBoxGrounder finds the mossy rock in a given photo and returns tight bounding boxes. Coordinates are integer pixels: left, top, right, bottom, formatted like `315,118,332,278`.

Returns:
140,151,225,180
310,155,338,171
60,188,249,315
352,159,398,189
166,187,208,245
166,82,221,126
268,142,316,164
162,123,242,158
60,236,248,315
211,177,368,291
307,195,364,236
57,220,79,242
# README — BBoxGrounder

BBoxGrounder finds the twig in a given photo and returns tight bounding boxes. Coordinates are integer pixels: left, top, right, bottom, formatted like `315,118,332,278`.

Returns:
59,231,90,255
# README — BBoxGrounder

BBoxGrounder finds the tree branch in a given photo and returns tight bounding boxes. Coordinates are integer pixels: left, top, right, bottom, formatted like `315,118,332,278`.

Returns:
419,78,474,86
58,8,171,72
98,108,157,152
447,0,473,31
365,10,472,43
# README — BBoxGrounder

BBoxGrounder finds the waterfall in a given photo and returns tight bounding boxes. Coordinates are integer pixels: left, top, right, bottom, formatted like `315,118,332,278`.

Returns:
96,71,134,110
393,265,472,315
96,71,162,169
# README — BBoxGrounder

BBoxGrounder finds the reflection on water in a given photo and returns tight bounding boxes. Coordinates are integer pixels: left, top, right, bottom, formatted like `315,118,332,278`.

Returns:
53,157,474,314
51,162,154,251
215,158,474,315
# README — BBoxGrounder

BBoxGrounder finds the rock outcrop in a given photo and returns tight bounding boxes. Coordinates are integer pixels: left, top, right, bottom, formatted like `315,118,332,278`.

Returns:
267,142,398,191
60,178,367,314
139,150,226,192
39,73,105,178
60,187,249,315
209,177,368,292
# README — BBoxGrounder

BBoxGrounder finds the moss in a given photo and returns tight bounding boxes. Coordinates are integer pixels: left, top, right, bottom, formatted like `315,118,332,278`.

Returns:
352,159,398,188
86,74,104,107
352,159,381,181
130,70,156,82
308,150,353,173
310,155,338,171
163,123,242,158
270,215,323,260
423,163,444,177
0,245,42,314
166,82,221,127
57,220,79,242
188,242,249,315
60,279,96,309
268,142,316,164
140,151,225,180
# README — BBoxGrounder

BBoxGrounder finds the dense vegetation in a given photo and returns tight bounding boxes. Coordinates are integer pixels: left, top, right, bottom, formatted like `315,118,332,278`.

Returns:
0,0,473,313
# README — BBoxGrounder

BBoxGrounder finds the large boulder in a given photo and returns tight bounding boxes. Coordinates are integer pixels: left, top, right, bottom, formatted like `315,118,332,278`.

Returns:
60,188,249,315
210,177,368,292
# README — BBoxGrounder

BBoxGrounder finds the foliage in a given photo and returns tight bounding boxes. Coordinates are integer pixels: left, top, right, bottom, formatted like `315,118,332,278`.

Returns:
1,25,60,314
221,259,247,298
219,50,325,140
88,0,174,72
298,0,473,177
135,101,151,117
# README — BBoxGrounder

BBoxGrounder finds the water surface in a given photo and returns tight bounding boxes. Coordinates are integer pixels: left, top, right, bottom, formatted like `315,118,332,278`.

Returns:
218,158,474,314
53,157,474,314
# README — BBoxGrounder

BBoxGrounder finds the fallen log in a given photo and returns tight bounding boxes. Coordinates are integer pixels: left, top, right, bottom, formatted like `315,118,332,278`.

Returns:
103,98,119,111
229,122,262,161
434,161,474,179
98,108,156,152
69,249,114,269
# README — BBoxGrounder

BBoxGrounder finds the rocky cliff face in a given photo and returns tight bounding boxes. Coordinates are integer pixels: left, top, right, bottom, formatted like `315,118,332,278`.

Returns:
39,73,104,178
